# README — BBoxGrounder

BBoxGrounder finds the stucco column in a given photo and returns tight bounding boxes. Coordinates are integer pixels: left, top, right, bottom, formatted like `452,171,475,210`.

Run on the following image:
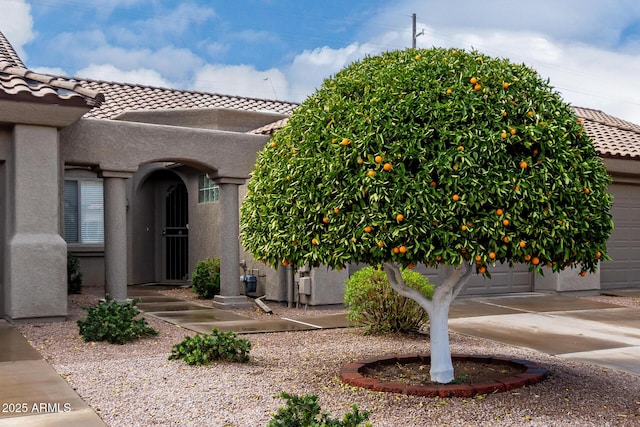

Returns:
100,171,131,301
4,125,67,320
212,178,251,308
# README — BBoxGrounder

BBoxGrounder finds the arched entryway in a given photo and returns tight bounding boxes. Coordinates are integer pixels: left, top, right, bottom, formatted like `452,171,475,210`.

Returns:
131,168,189,285
163,181,189,282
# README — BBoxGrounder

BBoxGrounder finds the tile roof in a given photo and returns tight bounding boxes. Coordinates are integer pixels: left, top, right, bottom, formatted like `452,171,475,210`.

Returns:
0,31,25,67
1,32,104,108
574,106,640,160
75,79,298,119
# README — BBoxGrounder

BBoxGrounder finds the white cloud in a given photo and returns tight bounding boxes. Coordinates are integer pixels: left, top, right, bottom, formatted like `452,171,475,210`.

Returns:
0,0,35,61
193,64,288,100
75,64,172,88
51,30,203,83
286,43,380,102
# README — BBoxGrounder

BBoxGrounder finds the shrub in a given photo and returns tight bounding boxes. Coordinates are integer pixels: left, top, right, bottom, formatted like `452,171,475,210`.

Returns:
77,295,158,344
344,266,434,335
67,253,82,294
169,328,251,365
191,258,220,299
267,392,371,427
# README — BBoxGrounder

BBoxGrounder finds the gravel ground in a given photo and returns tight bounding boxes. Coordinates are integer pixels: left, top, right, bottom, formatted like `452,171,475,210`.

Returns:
16,291,640,427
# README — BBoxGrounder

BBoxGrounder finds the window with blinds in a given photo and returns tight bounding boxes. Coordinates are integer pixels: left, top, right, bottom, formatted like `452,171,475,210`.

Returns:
64,180,104,244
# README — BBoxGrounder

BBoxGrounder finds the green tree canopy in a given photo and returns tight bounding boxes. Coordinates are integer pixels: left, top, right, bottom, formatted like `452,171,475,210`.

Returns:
241,48,613,277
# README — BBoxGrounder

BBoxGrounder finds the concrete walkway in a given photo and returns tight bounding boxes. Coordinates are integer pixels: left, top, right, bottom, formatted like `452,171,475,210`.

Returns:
0,320,106,426
1,287,638,426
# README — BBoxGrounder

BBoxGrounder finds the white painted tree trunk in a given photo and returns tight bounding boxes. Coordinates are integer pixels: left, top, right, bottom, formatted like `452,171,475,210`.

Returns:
383,262,473,383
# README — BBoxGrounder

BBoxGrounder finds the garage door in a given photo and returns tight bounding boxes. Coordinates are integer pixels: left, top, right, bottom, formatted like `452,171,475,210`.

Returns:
416,262,533,296
601,183,640,290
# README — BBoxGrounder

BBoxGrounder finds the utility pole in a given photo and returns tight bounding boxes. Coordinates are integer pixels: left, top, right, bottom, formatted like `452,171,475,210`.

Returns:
412,13,424,48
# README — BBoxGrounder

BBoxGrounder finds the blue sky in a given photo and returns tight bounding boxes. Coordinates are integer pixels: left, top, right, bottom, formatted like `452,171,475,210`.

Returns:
3,0,640,124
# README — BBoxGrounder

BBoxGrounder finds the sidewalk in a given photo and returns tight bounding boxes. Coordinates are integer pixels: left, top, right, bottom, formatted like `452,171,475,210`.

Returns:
0,320,106,426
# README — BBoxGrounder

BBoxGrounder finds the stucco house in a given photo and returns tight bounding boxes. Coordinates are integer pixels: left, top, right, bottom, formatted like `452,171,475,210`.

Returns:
1,31,639,322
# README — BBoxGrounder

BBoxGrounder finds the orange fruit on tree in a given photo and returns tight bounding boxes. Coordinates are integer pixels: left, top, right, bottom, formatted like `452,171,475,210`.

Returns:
292,241,297,246
524,254,532,261
357,158,364,165
584,188,590,194
393,247,400,254
367,170,376,178
461,225,467,231
532,257,540,265
341,138,351,146
364,226,372,233
407,263,415,269
474,84,482,91
399,246,407,254
478,265,487,274
452,194,460,201
446,88,452,95
333,208,340,214
501,131,508,139
470,77,478,84
502,110,507,117
519,161,528,169
282,260,289,266
496,208,503,216
270,141,277,148
489,252,496,260
503,236,509,243
577,118,583,123
580,271,587,277
383,163,393,171
312,238,319,245
322,217,329,224
377,240,384,248
503,82,510,89
502,219,510,226
519,240,526,248
510,128,516,135
527,111,534,117
396,214,404,222
475,255,482,263
436,255,442,261
429,181,437,187
595,251,602,259
375,155,383,163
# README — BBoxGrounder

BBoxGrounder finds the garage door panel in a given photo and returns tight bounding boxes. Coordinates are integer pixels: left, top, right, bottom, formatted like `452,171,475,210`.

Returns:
601,183,640,290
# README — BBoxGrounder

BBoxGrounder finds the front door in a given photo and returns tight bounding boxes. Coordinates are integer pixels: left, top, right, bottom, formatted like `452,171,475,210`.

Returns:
162,183,189,282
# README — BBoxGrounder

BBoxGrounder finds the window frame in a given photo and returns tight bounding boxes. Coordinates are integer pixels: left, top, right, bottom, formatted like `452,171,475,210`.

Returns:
63,178,105,245
198,174,219,203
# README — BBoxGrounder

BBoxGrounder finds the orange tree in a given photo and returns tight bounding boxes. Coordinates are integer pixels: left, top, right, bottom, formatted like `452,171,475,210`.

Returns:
240,48,613,383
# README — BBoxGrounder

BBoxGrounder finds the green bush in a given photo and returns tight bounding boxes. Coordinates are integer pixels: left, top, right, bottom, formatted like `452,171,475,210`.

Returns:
67,253,82,294
169,328,251,365
77,295,158,344
191,258,220,299
344,266,434,335
267,392,371,427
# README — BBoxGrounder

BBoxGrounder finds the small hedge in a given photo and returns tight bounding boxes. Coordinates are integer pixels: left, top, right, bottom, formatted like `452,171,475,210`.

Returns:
344,266,434,335
192,258,220,299
169,328,251,365
267,392,371,427
77,295,157,344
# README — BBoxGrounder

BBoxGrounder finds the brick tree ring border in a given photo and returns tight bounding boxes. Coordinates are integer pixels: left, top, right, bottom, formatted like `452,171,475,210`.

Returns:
340,354,549,398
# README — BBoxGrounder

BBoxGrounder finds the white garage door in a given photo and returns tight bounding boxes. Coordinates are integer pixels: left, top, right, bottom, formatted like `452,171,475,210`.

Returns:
601,183,640,290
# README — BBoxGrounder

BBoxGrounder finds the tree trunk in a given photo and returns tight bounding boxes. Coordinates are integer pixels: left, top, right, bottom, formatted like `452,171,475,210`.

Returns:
383,262,473,383
427,292,454,382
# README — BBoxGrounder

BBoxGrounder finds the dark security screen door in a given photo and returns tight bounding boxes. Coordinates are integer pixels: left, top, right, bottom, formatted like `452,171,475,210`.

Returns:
163,183,188,281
